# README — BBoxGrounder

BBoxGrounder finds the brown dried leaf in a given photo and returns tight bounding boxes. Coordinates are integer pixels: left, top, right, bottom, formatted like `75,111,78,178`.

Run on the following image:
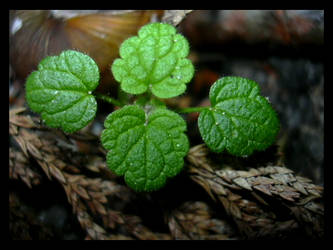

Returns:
26,142,43,160
270,173,297,185
207,179,227,196
48,164,66,184
250,191,269,206
9,149,42,188
296,176,313,183
92,200,107,216
168,217,190,240
9,107,27,116
10,113,36,128
13,136,28,157
229,202,242,219
253,184,273,196
108,211,125,225
72,184,90,200
292,182,308,195
233,177,252,190
168,201,238,240
89,191,108,203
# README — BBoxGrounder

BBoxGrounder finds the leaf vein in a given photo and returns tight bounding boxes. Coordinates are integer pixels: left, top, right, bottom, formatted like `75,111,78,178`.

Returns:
45,95,88,116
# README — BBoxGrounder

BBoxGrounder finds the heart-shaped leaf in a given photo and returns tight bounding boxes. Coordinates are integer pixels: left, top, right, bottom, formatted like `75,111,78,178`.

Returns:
111,22,194,98
198,76,280,156
101,105,189,191
25,50,100,133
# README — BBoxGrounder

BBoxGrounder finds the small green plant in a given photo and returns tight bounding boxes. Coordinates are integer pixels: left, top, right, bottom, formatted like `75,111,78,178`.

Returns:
25,22,280,192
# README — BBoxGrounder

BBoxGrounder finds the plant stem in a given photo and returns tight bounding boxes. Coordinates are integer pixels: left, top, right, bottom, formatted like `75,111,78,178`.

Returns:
95,93,123,107
177,106,208,114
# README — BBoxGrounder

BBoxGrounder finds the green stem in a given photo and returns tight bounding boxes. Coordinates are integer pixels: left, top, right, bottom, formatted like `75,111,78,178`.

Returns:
177,106,209,114
117,88,131,106
95,93,123,107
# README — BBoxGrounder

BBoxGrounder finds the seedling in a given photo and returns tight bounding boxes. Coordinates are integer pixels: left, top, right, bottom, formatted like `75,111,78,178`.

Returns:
25,22,280,192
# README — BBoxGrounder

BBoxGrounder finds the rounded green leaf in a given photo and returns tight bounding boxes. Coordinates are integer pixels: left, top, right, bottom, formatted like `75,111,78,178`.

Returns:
101,105,189,192
198,76,280,156
25,50,100,133
111,22,194,99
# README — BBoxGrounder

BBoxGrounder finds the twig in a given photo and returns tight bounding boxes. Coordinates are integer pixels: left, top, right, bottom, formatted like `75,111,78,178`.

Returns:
186,144,324,239
9,107,172,240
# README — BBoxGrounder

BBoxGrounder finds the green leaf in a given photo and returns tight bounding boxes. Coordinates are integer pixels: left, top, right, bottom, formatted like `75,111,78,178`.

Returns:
25,50,100,133
101,105,189,191
198,76,280,156
111,22,194,99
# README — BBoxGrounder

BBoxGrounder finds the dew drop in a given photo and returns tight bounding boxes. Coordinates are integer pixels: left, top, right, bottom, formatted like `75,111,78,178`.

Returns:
176,144,180,147
222,112,225,115
215,122,219,126
176,76,181,80
54,91,58,94
173,39,178,42
265,96,270,102
88,91,92,94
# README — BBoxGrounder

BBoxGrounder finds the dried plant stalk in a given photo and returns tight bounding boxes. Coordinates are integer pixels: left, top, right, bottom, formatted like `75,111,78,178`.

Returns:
9,148,42,188
10,109,128,239
9,107,172,240
168,201,238,240
187,144,324,239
